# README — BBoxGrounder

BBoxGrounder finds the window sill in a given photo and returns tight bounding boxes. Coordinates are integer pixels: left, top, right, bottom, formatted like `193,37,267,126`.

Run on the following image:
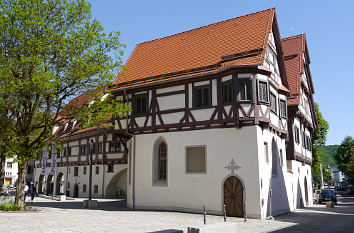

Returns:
133,113,147,117
185,171,207,174
152,181,168,187
238,100,254,104
192,105,212,110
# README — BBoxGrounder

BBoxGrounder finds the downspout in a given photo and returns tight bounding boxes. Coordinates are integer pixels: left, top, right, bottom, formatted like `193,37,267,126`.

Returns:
124,89,136,209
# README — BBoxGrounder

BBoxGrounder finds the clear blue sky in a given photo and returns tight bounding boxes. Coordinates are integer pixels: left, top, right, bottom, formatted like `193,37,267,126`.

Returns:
88,0,354,145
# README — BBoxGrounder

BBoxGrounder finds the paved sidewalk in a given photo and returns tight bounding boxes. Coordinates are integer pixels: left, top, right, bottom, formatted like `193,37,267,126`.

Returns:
0,194,352,233
0,197,293,233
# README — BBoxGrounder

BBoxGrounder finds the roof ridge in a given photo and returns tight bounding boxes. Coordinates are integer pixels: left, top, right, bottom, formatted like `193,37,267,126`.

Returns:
281,34,305,41
137,8,275,46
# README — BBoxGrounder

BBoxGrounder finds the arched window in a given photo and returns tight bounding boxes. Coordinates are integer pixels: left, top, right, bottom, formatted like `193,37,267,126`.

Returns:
158,142,167,181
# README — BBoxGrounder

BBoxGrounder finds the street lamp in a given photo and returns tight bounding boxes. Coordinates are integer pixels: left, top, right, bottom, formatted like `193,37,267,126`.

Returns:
83,139,97,208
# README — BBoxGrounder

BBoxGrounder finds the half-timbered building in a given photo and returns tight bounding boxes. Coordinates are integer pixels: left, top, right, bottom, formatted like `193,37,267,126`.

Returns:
33,8,318,219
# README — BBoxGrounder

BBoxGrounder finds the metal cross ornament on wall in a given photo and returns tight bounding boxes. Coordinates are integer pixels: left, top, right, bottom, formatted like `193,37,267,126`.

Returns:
224,158,242,175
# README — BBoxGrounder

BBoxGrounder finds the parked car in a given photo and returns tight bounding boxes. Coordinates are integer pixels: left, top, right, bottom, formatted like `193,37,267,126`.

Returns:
319,189,337,204
335,185,346,191
348,186,354,195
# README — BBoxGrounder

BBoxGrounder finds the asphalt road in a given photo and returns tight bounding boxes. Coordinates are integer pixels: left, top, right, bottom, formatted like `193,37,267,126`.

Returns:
272,191,354,233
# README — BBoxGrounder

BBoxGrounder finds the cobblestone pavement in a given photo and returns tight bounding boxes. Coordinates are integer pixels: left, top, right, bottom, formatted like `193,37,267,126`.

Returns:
0,193,352,233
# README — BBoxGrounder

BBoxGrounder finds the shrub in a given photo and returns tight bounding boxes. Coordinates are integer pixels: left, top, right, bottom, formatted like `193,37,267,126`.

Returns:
0,203,22,211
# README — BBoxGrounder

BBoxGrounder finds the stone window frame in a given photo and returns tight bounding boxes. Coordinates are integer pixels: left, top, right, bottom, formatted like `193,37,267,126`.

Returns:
158,142,167,181
152,137,168,187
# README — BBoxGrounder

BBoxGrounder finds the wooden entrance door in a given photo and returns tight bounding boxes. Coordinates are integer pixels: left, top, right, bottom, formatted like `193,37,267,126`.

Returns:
224,176,243,217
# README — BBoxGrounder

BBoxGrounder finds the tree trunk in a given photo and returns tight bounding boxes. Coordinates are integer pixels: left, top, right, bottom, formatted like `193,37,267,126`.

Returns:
15,160,28,208
0,151,5,194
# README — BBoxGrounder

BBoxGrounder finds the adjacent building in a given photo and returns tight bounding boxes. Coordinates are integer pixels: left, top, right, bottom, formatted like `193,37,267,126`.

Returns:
4,158,18,188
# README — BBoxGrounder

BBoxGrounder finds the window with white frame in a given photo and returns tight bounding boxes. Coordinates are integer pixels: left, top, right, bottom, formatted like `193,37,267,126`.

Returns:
258,81,269,103
270,92,277,114
238,79,252,101
294,125,300,144
279,99,287,118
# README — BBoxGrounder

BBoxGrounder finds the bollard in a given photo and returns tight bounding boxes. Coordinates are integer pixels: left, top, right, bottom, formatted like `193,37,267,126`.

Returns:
244,202,247,222
223,204,227,222
203,204,206,225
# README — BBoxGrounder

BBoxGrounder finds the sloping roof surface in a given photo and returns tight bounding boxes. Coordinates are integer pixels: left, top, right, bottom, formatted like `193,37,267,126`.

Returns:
113,8,276,90
281,34,305,105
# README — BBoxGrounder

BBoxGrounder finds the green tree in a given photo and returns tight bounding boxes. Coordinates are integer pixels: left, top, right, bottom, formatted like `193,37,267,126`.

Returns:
335,136,354,184
0,0,128,207
311,103,329,187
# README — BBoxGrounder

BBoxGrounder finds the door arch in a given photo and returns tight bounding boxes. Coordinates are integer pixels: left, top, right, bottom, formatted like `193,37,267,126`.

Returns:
223,176,244,217
56,172,65,195
73,184,79,198
304,177,309,206
105,168,127,198
46,175,54,195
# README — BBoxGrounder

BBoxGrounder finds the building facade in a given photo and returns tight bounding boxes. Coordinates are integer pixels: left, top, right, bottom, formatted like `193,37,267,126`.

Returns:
4,158,18,188
33,8,317,219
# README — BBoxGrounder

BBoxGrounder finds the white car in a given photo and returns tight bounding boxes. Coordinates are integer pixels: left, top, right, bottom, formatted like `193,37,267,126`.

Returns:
313,189,321,203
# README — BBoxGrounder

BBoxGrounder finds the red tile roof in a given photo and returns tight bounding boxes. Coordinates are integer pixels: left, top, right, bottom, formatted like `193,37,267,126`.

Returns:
113,8,276,90
281,34,305,105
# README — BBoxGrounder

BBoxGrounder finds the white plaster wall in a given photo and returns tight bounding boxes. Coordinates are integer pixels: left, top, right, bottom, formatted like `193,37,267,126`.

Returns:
161,112,184,125
283,161,313,211
156,85,184,94
257,128,289,218
191,108,214,121
158,94,185,111
127,127,262,218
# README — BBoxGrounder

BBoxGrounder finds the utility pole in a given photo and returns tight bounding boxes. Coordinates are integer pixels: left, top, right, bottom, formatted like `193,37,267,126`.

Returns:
320,162,324,189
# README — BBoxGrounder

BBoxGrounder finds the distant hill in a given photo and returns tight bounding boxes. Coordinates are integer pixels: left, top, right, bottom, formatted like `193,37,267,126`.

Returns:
321,145,339,168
